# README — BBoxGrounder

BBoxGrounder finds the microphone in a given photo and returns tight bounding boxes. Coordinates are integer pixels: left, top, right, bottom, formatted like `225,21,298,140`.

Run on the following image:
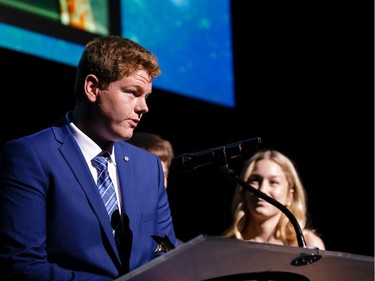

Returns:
172,137,262,172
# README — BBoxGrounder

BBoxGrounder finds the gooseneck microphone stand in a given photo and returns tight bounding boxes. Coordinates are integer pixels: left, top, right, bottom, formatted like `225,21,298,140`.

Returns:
173,137,322,266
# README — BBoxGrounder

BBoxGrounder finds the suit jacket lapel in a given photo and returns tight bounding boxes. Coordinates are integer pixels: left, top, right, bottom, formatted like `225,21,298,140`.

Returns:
53,123,121,262
114,145,135,215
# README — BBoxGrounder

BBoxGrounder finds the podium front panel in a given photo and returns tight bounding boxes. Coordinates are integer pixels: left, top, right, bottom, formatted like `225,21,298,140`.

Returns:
116,235,374,281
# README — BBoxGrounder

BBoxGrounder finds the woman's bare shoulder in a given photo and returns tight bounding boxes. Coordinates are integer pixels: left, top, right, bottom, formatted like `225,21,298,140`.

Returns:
303,230,326,250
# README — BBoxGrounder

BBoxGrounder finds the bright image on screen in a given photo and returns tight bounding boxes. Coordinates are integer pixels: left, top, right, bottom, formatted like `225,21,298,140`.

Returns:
0,0,234,108
0,0,109,35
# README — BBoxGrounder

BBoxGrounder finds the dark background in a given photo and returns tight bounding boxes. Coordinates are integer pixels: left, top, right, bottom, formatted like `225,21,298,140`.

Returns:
1,1,374,257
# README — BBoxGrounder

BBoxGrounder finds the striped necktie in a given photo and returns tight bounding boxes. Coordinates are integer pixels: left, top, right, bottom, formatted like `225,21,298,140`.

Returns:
92,153,120,237
92,153,127,269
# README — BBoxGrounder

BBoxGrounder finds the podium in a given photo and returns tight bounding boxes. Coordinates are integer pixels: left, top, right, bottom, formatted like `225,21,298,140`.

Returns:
115,235,374,281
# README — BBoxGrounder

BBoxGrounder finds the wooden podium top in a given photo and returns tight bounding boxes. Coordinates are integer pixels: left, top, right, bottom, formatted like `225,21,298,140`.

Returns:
116,235,374,281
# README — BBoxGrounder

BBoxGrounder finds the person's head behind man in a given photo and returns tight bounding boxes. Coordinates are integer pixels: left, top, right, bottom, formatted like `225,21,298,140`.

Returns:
128,132,174,188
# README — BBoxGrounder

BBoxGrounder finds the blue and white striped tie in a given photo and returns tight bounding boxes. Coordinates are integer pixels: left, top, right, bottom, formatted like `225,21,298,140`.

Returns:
92,153,120,237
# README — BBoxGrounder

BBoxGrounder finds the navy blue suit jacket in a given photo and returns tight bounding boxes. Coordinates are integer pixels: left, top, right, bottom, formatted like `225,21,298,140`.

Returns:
0,117,177,280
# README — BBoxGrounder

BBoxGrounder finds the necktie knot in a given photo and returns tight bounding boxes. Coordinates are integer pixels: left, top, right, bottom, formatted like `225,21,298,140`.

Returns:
92,153,110,172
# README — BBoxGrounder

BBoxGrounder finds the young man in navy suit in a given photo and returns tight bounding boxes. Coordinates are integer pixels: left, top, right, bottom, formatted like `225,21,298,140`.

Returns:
0,35,177,280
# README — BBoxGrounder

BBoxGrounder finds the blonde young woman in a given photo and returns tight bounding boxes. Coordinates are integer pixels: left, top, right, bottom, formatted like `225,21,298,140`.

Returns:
223,149,325,249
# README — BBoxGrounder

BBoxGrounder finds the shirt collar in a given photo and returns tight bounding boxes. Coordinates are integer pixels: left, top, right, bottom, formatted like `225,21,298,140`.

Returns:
65,112,116,165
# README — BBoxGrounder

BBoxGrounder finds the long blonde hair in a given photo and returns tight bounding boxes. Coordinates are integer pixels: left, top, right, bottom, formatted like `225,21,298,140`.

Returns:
223,149,309,246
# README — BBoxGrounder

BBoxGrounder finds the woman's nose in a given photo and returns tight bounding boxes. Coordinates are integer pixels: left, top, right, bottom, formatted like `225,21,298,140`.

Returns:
258,181,269,193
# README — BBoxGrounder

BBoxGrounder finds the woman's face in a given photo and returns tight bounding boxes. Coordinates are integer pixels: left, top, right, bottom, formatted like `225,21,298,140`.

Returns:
245,159,293,219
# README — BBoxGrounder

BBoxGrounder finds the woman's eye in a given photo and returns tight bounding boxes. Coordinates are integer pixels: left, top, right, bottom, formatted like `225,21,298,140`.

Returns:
248,179,260,186
270,180,280,186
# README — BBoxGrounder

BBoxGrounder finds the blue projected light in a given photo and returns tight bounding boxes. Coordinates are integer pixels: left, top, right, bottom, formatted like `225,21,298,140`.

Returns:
121,0,235,107
0,23,83,66
0,0,234,108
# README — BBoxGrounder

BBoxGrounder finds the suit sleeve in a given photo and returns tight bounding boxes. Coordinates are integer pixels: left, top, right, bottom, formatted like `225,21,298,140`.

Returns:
0,140,113,281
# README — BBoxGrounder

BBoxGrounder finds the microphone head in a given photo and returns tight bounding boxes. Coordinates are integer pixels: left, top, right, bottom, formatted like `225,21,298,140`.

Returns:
172,137,262,172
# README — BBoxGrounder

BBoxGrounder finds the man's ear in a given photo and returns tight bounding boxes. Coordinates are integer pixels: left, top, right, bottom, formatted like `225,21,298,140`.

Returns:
84,74,99,102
